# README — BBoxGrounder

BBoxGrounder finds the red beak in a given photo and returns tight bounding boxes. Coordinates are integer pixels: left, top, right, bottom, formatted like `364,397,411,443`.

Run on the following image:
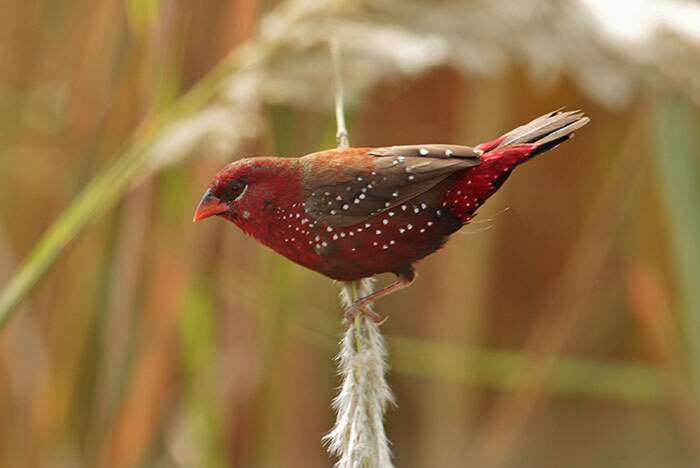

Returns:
193,189,229,222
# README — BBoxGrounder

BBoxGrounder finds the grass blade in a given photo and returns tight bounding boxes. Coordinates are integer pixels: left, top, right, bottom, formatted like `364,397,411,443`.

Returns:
654,98,700,383
0,53,242,329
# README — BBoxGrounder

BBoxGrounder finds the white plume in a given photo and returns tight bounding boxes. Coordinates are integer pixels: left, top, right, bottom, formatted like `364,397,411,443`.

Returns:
324,279,395,468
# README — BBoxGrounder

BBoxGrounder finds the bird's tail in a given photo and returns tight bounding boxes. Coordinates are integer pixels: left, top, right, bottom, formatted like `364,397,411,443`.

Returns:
477,109,590,162
446,110,589,223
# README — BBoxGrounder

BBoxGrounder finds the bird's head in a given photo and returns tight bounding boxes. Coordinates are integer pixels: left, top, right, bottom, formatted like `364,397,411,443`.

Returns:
193,157,297,228
192,158,258,224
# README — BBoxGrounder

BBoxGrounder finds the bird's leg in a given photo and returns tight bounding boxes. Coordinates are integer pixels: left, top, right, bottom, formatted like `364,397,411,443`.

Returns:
344,268,416,322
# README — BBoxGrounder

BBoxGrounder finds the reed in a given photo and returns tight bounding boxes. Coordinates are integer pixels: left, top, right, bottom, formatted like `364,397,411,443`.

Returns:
324,280,395,468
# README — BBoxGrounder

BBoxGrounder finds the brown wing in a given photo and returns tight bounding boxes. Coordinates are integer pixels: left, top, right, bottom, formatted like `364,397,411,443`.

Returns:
369,144,483,159
302,145,481,227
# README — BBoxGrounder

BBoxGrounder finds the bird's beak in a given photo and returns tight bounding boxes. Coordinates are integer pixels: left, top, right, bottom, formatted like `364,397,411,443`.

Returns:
193,189,228,222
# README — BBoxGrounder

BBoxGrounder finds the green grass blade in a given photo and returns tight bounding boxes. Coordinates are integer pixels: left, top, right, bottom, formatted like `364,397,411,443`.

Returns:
294,326,664,402
0,53,243,329
177,281,227,468
655,98,700,383
388,336,664,402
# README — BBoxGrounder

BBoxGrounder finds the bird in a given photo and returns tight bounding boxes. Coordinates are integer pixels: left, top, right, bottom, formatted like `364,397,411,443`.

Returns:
193,109,589,320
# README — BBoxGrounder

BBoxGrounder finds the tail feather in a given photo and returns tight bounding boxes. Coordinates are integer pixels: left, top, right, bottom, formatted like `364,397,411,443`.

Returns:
447,109,589,223
496,109,590,152
478,110,590,154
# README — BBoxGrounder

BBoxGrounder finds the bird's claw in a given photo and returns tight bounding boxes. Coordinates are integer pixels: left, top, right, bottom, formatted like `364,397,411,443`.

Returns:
344,302,386,324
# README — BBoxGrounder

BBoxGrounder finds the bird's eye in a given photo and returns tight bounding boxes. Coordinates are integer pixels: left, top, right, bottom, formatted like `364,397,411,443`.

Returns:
220,178,248,202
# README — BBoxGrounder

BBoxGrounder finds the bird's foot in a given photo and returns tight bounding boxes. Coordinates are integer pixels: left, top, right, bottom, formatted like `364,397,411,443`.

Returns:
343,301,385,324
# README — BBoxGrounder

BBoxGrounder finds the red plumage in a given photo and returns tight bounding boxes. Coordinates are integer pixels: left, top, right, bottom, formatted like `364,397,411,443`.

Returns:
194,110,589,318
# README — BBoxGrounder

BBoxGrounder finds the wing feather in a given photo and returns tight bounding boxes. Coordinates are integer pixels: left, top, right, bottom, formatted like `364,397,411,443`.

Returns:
302,146,480,227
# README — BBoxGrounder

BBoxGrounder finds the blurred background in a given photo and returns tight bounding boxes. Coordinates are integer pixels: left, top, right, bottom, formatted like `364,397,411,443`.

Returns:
1,0,700,467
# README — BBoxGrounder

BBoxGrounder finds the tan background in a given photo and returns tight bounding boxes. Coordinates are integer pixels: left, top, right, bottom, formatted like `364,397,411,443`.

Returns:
1,1,699,467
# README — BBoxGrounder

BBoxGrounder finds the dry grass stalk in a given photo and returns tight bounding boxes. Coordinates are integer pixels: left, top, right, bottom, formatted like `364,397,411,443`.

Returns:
323,41,394,468
324,279,395,468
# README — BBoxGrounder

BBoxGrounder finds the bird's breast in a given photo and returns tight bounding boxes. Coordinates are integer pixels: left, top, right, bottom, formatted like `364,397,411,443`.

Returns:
246,181,462,281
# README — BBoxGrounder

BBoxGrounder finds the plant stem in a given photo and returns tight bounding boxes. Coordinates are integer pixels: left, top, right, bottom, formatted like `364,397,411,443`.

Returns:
330,38,349,149
326,41,393,467
326,280,394,468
